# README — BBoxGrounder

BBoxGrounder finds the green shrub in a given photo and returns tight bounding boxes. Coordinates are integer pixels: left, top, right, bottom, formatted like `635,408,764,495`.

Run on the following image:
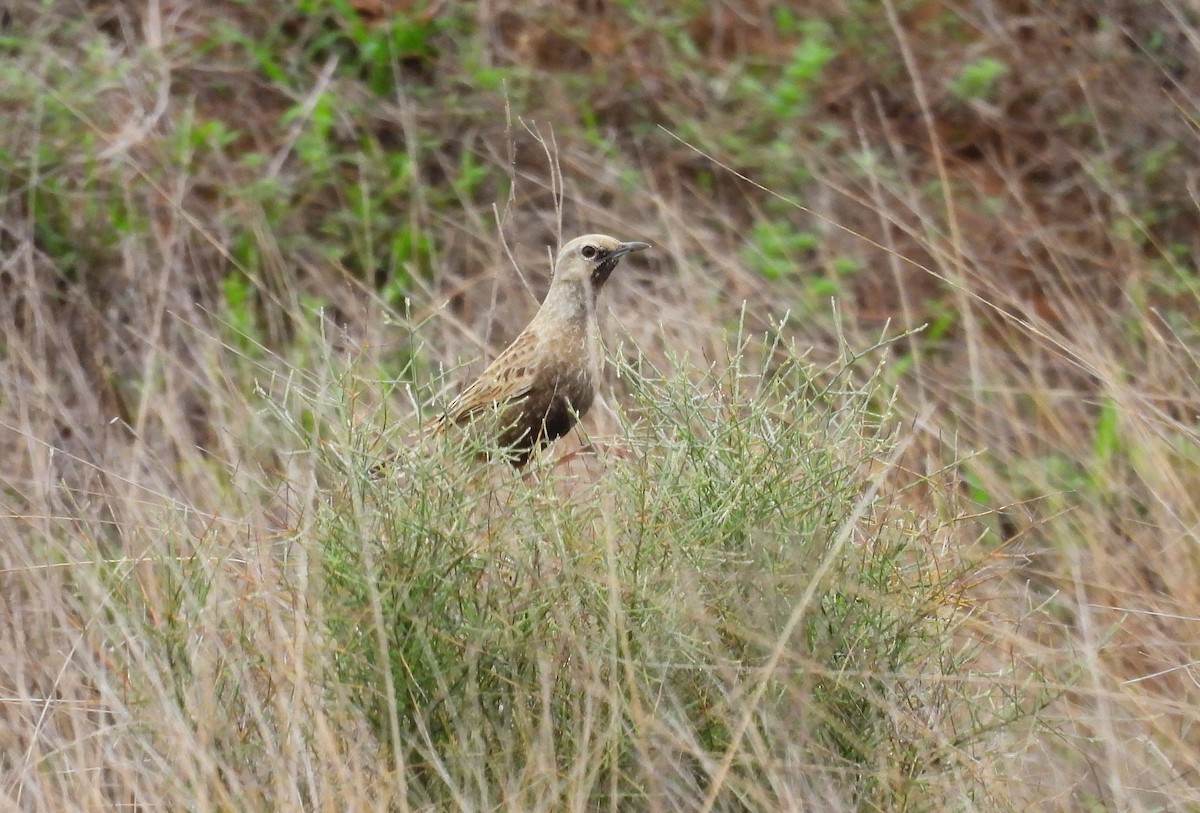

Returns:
310,332,1003,807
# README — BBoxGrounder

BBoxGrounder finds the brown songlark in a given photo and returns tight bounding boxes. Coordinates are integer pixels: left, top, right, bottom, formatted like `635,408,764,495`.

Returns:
432,234,650,467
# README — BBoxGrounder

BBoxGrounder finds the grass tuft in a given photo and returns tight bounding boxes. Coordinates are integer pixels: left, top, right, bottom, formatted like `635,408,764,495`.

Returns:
292,331,1018,807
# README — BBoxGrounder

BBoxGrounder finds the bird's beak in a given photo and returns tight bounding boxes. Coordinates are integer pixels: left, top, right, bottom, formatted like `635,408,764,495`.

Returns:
613,240,651,258
591,240,651,288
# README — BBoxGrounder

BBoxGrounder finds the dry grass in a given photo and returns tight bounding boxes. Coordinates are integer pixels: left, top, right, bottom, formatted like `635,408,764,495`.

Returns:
2,0,1199,809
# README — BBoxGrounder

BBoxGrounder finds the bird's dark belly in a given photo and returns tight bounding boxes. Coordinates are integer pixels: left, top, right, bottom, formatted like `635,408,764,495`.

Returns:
499,372,594,466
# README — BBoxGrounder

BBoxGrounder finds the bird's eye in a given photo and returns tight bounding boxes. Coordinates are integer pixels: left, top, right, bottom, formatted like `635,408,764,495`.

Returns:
581,245,597,260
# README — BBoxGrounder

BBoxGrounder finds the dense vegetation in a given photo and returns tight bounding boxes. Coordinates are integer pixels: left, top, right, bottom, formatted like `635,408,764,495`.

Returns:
1,1,1198,809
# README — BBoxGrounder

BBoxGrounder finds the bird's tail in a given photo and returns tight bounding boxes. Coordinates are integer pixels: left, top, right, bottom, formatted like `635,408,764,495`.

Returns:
369,415,446,478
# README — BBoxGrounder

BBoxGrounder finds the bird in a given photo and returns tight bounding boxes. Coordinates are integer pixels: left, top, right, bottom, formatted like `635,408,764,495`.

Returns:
430,233,650,467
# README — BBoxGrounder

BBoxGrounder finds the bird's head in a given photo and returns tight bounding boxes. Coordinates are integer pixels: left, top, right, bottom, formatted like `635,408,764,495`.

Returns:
553,234,651,290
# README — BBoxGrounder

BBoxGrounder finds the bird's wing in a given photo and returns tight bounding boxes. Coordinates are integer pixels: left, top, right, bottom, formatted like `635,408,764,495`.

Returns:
436,328,540,427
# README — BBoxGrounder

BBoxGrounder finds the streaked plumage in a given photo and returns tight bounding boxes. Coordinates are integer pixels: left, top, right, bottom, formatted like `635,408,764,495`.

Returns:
433,234,649,467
